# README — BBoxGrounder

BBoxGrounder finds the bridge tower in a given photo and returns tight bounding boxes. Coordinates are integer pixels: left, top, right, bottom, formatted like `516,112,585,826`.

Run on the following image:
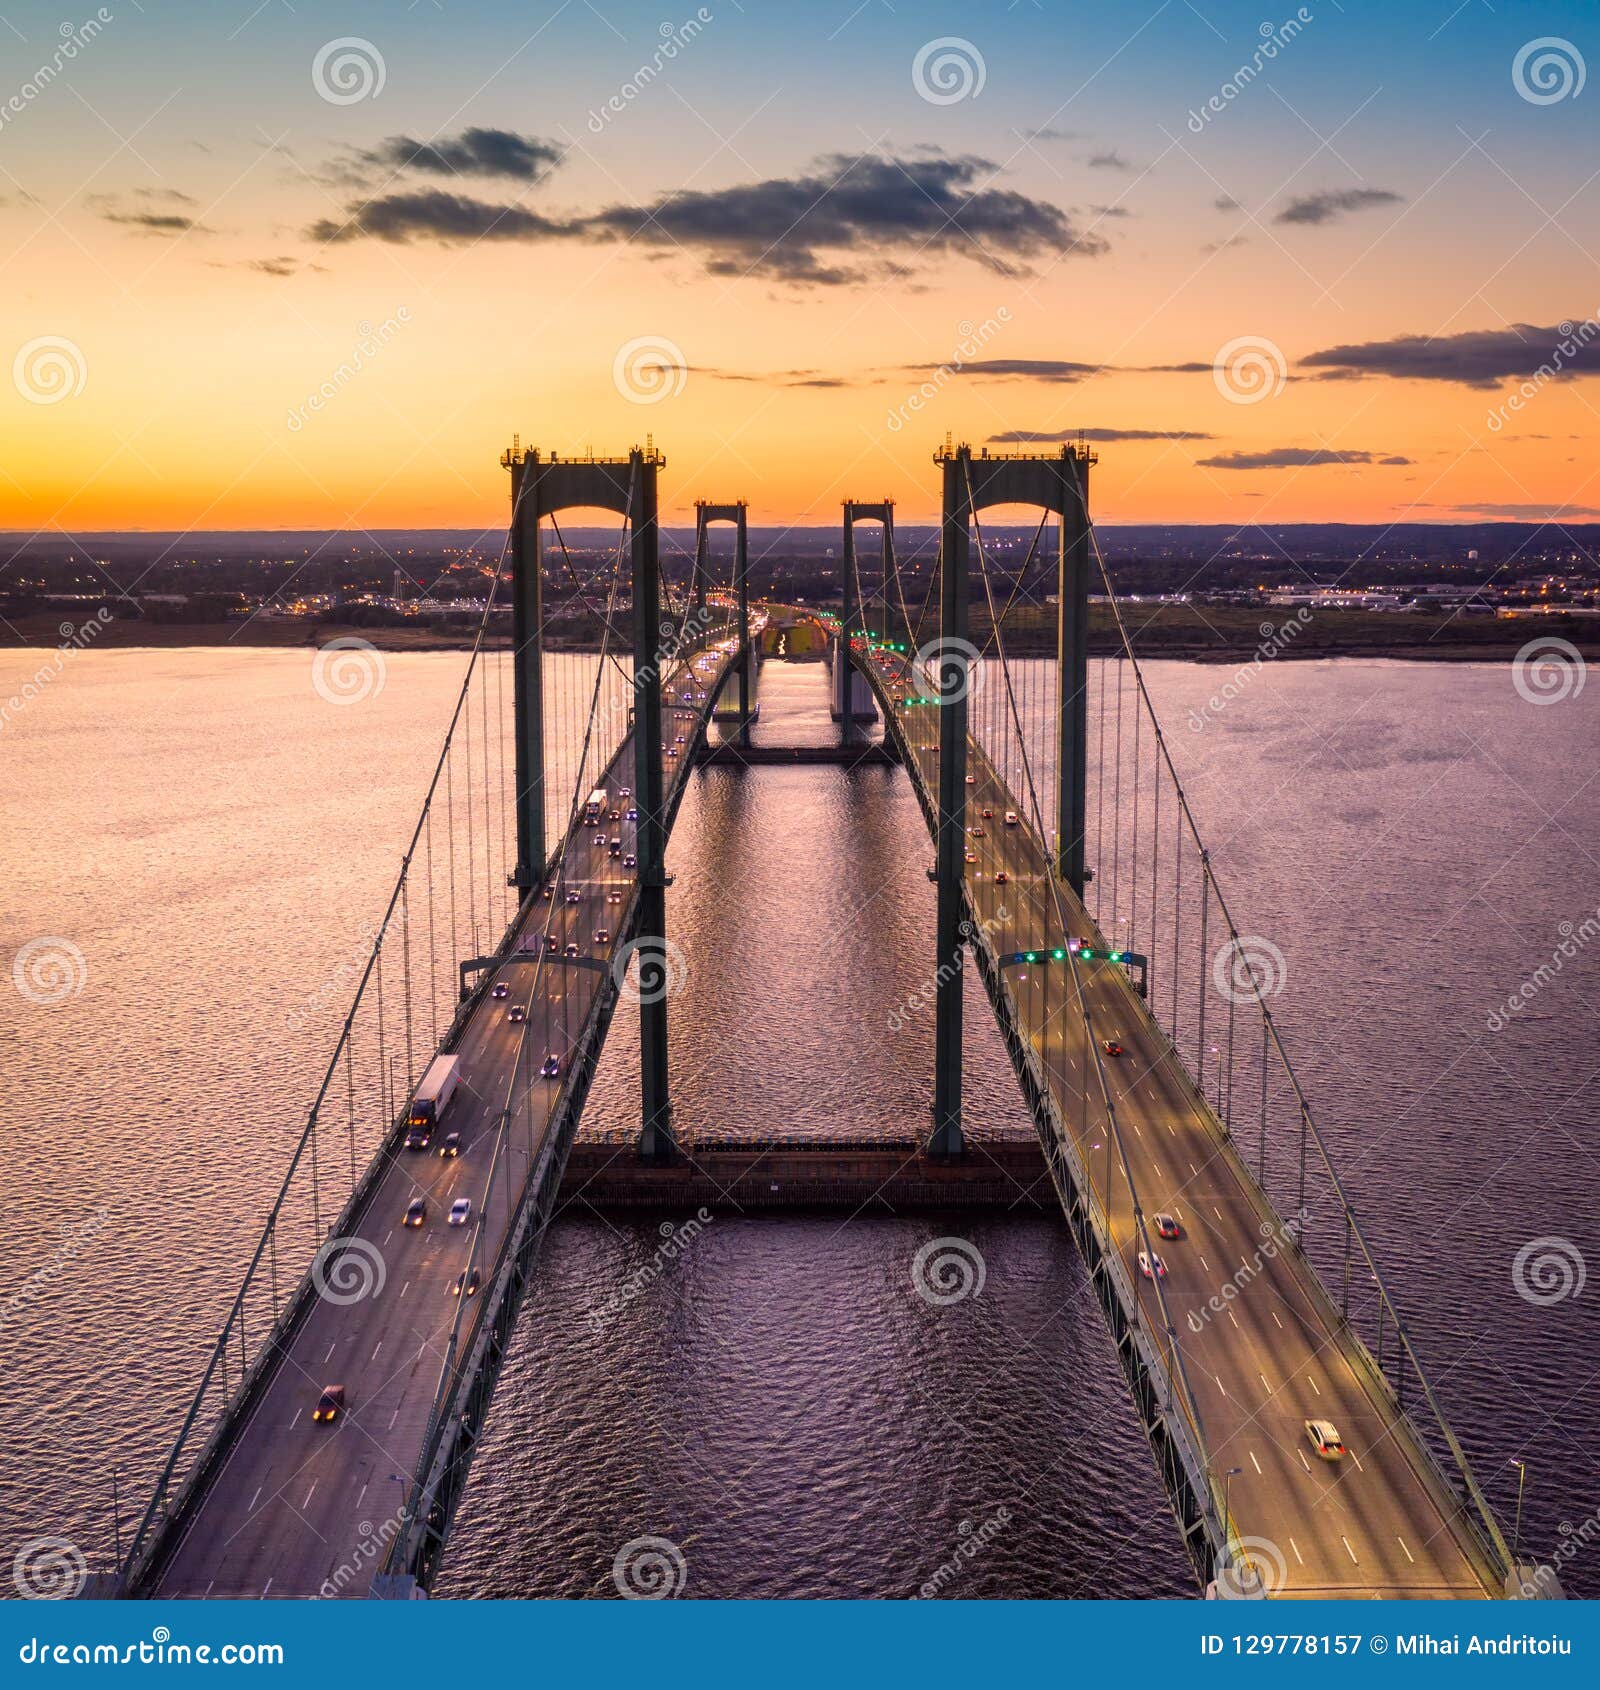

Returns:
834,501,891,724
504,442,676,1158
929,442,1097,1155
694,499,753,738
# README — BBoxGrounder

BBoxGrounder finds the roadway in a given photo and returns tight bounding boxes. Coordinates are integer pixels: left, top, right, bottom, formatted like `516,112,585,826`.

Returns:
148,637,742,1598
874,645,1500,1600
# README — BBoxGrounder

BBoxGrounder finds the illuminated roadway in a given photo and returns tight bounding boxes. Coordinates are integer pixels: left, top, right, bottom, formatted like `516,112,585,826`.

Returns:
875,645,1502,1600
148,640,741,1599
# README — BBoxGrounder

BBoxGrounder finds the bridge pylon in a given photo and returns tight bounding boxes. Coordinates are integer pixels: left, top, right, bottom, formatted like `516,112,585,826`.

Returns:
835,500,892,725
694,499,753,740
505,442,676,1159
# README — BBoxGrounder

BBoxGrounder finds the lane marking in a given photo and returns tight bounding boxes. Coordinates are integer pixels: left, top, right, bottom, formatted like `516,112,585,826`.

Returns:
1214,1374,1227,1395
262,1579,273,1597
1227,1309,1239,1330
247,1486,261,1512
1398,1536,1415,1565
399,1280,409,1299
357,1484,368,1509
1297,1449,1311,1473
1199,1255,1210,1272
389,1408,400,1430
304,1483,317,1509
1349,1449,1364,1473
1270,1310,1283,1329
1307,1375,1320,1397
371,1341,383,1362
1289,1538,1303,1566
1341,1536,1358,1565
325,1342,335,1362
1249,1450,1262,1476
1258,1372,1272,1393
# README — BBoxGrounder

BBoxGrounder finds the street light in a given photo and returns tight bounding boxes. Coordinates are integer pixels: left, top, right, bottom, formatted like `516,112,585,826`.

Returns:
1510,1457,1527,1571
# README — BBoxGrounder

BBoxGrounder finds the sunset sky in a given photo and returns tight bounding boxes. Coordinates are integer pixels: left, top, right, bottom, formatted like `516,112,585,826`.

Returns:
2,0,1598,530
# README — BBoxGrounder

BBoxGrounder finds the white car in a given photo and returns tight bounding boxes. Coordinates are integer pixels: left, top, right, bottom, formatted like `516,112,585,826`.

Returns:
448,1198,472,1227
1137,1250,1167,1281
1004,810,1019,828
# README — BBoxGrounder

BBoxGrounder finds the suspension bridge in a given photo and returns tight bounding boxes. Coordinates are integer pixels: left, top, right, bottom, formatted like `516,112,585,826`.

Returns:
111,440,1539,1603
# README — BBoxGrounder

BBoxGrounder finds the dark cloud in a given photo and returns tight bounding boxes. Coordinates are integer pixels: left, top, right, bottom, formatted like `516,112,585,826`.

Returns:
1015,125,1079,143
1301,322,1600,389
1445,501,1600,518
1088,149,1131,171
310,152,1099,284
991,427,1214,443
706,368,862,388
104,211,206,235
1200,235,1248,253
309,190,564,245
935,358,1103,382
1213,194,1240,212
1197,447,1413,470
351,127,563,184
246,256,300,277
1274,187,1402,225
1089,204,1132,219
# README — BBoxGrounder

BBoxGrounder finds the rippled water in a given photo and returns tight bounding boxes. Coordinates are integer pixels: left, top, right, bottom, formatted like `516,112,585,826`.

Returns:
2,647,1595,1598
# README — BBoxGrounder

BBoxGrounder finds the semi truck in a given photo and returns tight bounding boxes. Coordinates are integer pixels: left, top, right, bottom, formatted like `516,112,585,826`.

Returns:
583,787,607,824
405,1054,461,1149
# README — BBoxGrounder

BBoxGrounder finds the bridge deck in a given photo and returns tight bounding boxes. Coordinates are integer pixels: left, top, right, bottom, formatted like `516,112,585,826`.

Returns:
140,641,740,1599
874,649,1501,1600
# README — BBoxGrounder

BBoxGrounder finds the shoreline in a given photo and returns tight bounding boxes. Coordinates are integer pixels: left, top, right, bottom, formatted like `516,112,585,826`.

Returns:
4,615,1596,666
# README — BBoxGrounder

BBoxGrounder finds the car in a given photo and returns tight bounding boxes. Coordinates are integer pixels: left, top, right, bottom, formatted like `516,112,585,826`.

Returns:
540,1054,561,1079
541,886,554,901
404,1198,426,1228
965,774,976,786
608,805,622,821
1153,1213,1181,1240
1004,810,1019,827
565,889,581,905
404,1127,430,1151
625,807,638,820
623,853,637,869
1101,1038,1123,1057
666,746,679,758
608,838,622,856
453,1269,481,1299
964,849,978,864
994,870,1009,885
593,928,611,944
620,786,632,798
969,825,986,838
606,889,624,904
312,1384,346,1424
544,931,561,951
1305,1419,1346,1462
674,734,686,745
592,832,606,846
508,1004,526,1024
1137,1250,1167,1281
564,941,580,958
449,1198,472,1227
438,1132,462,1159
981,807,994,820
491,981,509,999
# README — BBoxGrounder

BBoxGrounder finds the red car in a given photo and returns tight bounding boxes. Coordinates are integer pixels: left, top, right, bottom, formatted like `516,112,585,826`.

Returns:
1153,1213,1181,1241
312,1384,346,1424
1101,1038,1123,1057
